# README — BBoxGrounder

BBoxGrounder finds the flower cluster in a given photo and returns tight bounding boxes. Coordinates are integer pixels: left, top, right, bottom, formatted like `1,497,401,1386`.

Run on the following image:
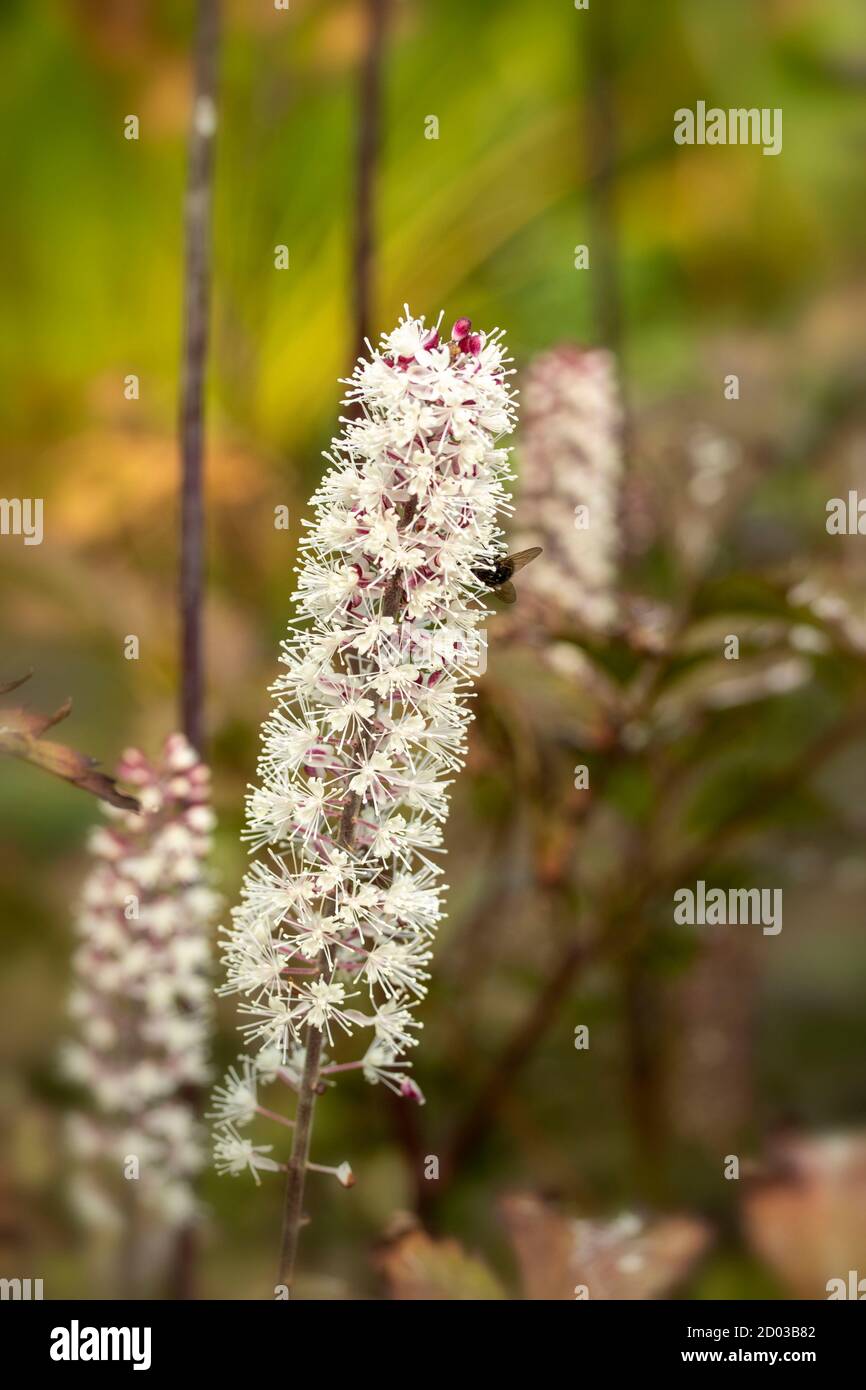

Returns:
212,309,516,1184
63,734,217,1231
514,345,623,633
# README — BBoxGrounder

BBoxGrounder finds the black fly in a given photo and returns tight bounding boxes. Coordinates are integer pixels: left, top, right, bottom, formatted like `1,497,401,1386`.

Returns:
472,546,542,604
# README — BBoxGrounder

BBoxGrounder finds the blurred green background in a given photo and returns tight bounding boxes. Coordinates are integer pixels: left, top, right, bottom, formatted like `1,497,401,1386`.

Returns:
1,0,865,1299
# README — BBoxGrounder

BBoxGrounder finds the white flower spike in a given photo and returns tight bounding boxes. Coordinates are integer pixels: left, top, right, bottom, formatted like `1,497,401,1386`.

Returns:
212,311,517,1262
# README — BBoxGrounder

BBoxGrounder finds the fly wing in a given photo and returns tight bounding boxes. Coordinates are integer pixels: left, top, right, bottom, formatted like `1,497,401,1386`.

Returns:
506,546,542,573
495,580,518,604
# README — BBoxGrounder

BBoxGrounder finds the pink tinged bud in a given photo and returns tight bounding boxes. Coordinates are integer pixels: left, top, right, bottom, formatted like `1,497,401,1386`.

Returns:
465,333,482,357
422,330,440,350
451,317,472,339
164,734,198,772
308,1158,356,1186
336,1161,355,1188
400,1077,425,1104
118,748,151,784
119,748,148,768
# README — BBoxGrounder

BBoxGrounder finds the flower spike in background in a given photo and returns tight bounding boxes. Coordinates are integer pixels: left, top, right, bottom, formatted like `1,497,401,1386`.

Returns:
63,734,218,1292
514,345,623,635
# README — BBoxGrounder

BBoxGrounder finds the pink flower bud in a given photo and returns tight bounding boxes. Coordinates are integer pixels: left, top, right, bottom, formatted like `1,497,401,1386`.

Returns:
164,734,199,772
336,1161,355,1188
400,1077,426,1105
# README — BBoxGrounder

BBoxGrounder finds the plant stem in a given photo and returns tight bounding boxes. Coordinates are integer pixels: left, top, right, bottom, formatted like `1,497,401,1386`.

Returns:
277,987,326,1294
179,0,219,755
168,0,219,1302
119,1177,141,1299
621,948,667,1201
351,0,388,365
582,0,623,361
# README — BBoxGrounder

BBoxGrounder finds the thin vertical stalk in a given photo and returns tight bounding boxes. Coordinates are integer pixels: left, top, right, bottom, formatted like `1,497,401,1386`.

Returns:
582,0,623,360
179,0,220,755
169,0,220,1301
118,1168,141,1299
584,9,667,1183
277,988,325,1293
621,948,667,1202
582,3,634,470
351,0,388,364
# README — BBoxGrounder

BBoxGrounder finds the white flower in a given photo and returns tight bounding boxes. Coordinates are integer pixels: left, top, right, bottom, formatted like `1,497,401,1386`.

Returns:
213,1124,280,1185
291,978,357,1044
207,1057,259,1127
371,996,421,1051
325,695,375,735
212,309,515,1186
255,1043,286,1085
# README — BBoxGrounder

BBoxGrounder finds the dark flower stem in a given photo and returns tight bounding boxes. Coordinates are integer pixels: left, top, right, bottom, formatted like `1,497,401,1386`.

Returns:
179,0,220,755
168,0,219,1302
277,992,326,1294
582,0,633,473
351,0,388,364
582,1,623,361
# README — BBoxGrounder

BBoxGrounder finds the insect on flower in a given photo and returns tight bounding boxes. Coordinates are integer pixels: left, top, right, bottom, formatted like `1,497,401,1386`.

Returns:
472,546,542,604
